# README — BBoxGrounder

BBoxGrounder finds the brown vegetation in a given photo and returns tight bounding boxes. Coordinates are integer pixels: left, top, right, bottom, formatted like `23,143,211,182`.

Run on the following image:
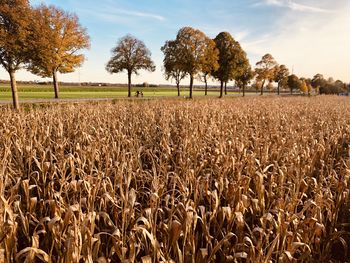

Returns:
0,97,350,262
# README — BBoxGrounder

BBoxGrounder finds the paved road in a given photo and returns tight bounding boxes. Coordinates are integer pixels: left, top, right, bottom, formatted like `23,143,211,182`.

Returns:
0,97,160,105
0,98,97,104
0,93,297,106
0,95,228,105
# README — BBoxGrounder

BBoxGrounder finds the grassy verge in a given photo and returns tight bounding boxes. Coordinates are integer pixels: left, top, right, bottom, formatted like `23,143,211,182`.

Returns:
0,83,300,101
0,84,226,100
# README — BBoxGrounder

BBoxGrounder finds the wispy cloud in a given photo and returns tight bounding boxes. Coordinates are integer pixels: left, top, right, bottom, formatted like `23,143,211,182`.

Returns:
245,2,350,81
110,8,165,21
192,25,250,41
235,30,250,41
256,0,331,13
82,6,165,23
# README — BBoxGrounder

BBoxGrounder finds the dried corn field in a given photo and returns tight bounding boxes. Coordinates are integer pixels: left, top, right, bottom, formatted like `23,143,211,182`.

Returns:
1,97,350,262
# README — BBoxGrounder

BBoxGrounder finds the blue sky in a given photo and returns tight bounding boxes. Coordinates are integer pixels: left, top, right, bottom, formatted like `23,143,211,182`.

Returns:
1,0,350,84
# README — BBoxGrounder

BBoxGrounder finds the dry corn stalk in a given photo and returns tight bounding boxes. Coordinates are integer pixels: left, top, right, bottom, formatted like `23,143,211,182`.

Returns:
0,97,349,262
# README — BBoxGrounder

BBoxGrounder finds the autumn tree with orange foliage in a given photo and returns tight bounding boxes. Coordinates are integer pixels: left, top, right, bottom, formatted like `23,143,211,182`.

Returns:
255,54,278,96
0,0,32,109
199,39,219,96
273,64,289,95
174,27,216,99
28,5,90,99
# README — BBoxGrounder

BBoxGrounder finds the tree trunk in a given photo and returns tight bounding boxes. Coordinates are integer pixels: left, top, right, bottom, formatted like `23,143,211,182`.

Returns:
260,80,265,96
243,85,245,97
290,86,293,95
277,82,280,95
189,75,193,99
128,71,132,97
204,76,208,96
176,82,180,96
53,70,59,99
220,81,224,98
9,70,19,110
224,82,227,95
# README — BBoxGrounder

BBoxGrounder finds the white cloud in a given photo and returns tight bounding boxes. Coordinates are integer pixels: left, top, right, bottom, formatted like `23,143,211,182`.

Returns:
257,0,331,13
81,6,165,23
245,2,350,81
112,8,165,21
100,0,165,21
235,30,250,42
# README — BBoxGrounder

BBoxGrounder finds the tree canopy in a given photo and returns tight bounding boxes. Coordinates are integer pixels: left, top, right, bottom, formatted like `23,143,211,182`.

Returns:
287,74,302,94
106,35,155,97
28,5,90,98
213,32,248,98
0,0,32,109
311,74,326,91
236,66,255,97
273,64,289,95
200,39,219,96
173,27,216,98
255,54,278,96
161,40,187,96
299,79,311,95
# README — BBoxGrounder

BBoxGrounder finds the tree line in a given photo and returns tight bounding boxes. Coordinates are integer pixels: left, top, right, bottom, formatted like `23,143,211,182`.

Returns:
0,0,90,109
1,1,348,109
108,28,348,99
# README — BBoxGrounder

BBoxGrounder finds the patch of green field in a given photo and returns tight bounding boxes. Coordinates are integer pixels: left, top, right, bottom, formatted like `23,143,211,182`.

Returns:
0,84,223,100
0,84,176,93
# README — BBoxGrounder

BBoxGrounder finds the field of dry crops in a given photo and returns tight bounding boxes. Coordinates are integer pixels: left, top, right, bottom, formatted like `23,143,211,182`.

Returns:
1,97,350,262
